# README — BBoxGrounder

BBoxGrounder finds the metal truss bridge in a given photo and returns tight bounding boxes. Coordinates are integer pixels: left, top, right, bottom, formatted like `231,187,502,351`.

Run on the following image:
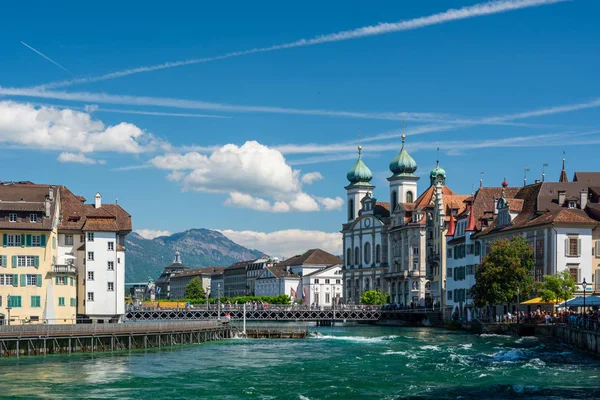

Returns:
125,308,441,324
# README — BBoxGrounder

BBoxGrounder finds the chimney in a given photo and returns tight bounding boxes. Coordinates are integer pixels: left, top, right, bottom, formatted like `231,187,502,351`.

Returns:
48,186,54,201
580,189,588,209
558,190,566,206
94,192,102,208
44,198,50,217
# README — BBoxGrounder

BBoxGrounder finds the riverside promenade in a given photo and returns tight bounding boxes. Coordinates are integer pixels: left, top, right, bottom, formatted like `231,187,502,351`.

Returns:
0,321,231,358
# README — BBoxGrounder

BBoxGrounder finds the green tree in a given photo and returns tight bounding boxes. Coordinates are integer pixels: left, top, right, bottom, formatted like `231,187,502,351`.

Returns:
538,270,577,306
472,237,535,310
360,290,387,305
185,277,205,301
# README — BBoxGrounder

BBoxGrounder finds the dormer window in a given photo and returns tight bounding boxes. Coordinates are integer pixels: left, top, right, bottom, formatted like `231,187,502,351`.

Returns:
568,201,576,209
30,214,37,223
9,213,17,222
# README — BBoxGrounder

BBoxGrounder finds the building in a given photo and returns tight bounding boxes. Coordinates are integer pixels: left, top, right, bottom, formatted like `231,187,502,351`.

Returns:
58,187,131,323
341,138,467,307
0,183,67,324
246,258,278,295
169,267,225,299
446,167,600,320
155,252,188,299
254,266,300,297
210,271,224,299
301,264,344,307
223,260,255,297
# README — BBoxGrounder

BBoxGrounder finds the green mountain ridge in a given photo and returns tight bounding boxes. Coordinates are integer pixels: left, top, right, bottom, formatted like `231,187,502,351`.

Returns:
125,228,264,282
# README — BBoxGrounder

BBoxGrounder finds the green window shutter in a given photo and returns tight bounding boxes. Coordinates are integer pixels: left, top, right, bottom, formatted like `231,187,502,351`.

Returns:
26,234,32,247
11,255,16,268
70,277,73,286
40,235,46,247
55,276,59,285
58,297,65,306
20,234,25,247
34,256,39,268
12,274,18,287
2,234,7,247
1,255,6,268
20,274,26,287
36,274,42,287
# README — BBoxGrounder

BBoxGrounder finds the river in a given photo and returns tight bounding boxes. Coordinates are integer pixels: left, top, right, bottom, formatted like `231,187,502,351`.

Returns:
0,325,599,399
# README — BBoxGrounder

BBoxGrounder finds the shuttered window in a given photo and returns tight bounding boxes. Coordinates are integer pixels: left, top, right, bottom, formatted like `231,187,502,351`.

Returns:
8,295,21,308
58,297,65,307
31,296,41,308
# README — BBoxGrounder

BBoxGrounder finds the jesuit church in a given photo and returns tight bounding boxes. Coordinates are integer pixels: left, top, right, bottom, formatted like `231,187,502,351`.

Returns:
341,136,468,307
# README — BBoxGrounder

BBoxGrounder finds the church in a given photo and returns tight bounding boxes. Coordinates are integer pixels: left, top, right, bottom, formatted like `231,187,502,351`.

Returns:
341,136,467,307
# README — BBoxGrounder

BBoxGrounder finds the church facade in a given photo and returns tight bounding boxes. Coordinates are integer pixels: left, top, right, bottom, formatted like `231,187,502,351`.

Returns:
341,137,467,307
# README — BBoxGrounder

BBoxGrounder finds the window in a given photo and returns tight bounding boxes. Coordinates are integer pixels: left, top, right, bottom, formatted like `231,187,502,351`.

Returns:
325,293,330,303
391,191,397,210
336,279,341,284
17,256,36,267
406,191,414,203
32,235,41,247
566,237,580,257
467,265,476,275
447,268,453,278
87,232,94,242
118,258,121,264
364,242,371,264
376,244,381,264
108,241,114,251
58,297,65,307
65,235,73,246
108,261,114,271
30,214,37,223
346,249,352,266
568,201,576,209
348,199,354,221
9,213,17,222
108,282,114,291
87,292,94,301
88,252,94,261
447,248,453,258
57,276,67,285
0,256,3,268
80,235,85,243
314,279,319,284
31,296,41,308
8,295,21,308
467,244,474,255
7,234,21,247
568,266,579,282
0,274,14,286
354,247,360,265
474,242,481,256
412,247,419,255
88,271,94,281
26,274,38,286
0,296,2,307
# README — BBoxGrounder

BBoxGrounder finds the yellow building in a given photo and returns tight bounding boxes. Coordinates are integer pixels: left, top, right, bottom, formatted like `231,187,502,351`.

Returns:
0,183,77,325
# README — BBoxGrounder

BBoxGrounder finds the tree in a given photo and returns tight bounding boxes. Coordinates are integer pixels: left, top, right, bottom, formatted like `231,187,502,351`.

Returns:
185,277,205,301
472,236,535,309
538,270,577,306
360,290,387,305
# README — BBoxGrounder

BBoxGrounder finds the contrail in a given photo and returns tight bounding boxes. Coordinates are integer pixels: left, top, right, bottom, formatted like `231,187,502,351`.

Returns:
33,0,566,90
20,41,73,75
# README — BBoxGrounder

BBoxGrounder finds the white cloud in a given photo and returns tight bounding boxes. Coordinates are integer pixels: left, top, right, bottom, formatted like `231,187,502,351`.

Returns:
57,152,104,165
150,141,339,213
219,229,342,258
33,0,565,90
301,172,323,184
0,100,161,154
317,196,344,211
135,229,171,240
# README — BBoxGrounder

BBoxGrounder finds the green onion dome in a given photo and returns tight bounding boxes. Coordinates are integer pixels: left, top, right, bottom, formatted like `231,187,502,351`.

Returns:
347,146,373,185
389,135,417,176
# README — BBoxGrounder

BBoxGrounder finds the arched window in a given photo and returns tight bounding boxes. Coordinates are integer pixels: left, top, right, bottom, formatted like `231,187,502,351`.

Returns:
375,244,381,264
348,199,354,220
354,246,360,265
391,191,397,211
365,278,370,290
406,191,414,203
346,248,352,266
364,242,371,264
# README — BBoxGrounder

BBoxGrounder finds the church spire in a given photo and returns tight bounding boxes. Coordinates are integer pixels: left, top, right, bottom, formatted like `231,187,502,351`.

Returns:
559,152,568,183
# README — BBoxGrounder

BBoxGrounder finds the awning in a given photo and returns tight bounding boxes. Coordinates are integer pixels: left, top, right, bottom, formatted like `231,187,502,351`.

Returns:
520,297,556,305
557,295,600,307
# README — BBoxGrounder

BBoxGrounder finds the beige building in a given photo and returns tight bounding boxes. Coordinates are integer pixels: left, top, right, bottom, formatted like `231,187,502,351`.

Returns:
0,183,76,325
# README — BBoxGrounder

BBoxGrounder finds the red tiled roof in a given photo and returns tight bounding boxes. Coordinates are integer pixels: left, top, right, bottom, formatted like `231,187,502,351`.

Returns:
277,249,343,267
0,183,58,230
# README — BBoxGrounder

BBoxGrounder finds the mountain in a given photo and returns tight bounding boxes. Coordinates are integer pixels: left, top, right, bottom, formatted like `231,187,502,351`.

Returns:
125,229,264,282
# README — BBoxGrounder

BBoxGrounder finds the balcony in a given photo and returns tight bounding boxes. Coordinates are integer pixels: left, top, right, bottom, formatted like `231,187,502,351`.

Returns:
52,265,77,274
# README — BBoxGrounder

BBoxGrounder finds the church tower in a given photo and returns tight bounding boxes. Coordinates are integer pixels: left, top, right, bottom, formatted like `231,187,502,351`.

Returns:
388,135,418,211
345,146,374,221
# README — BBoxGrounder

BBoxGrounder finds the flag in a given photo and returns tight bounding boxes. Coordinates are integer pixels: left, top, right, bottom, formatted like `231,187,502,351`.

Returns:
291,287,297,298
303,287,308,304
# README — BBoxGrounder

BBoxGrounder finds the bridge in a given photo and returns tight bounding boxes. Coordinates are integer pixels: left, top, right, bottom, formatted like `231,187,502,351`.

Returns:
125,307,442,325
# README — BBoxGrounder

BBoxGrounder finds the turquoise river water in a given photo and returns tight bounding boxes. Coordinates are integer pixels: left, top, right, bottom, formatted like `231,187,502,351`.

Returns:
0,325,599,399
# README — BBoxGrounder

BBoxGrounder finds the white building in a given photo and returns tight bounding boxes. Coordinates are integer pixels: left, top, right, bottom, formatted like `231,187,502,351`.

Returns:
301,265,344,307
58,188,131,323
254,266,300,297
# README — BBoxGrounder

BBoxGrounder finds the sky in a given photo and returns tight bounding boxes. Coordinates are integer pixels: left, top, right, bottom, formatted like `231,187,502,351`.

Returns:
1,0,599,257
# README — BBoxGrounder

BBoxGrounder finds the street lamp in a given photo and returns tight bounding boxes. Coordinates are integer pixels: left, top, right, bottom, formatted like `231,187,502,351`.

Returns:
516,286,520,323
563,284,569,317
217,283,221,320
6,294,11,326
582,278,587,322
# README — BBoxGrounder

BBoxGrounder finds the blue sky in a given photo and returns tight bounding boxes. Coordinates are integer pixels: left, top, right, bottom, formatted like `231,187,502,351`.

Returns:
1,0,599,256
